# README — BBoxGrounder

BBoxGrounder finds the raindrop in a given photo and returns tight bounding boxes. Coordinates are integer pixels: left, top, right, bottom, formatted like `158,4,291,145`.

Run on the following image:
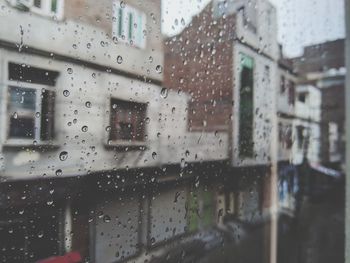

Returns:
160,88,168,99
103,215,111,223
120,1,125,8
37,231,44,238
117,55,123,64
185,150,190,157
13,112,18,119
81,126,88,132
87,43,91,49
156,65,163,74
55,169,62,176
67,68,73,74
145,117,150,124
85,101,92,108
59,151,68,161
35,112,41,118
152,152,157,160
63,90,70,97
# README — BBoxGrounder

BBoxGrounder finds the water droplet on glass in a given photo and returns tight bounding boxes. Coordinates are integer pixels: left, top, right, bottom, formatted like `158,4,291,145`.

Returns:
160,88,168,99
103,215,111,223
152,152,157,160
117,55,123,64
82,126,88,132
59,151,68,161
145,117,150,124
13,112,18,119
185,150,190,157
120,1,125,8
87,43,91,49
55,169,62,176
85,101,92,108
63,90,70,97
181,18,185,25
67,68,73,74
156,65,163,74
37,231,44,238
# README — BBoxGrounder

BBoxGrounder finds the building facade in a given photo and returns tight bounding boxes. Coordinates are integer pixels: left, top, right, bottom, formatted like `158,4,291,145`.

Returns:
0,0,229,262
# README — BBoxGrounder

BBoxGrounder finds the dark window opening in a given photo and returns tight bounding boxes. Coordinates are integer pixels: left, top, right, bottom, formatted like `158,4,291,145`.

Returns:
288,81,295,105
298,92,307,103
9,63,59,86
109,99,147,142
239,53,254,158
280,75,286,93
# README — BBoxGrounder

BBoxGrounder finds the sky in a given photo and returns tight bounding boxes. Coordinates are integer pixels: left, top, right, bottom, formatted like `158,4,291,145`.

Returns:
162,0,345,57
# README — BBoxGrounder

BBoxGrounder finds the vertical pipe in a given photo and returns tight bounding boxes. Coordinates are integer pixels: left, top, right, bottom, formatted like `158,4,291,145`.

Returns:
269,63,279,263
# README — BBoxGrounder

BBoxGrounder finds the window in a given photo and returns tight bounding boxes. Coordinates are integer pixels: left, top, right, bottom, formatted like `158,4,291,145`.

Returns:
298,92,307,103
288,80,295,105
296,125,304,149
279,123,292,149
239,53,254,158
109,98,147,143
113,1,146,48
280,75,286,93
8,0,64,19
6,63,58,142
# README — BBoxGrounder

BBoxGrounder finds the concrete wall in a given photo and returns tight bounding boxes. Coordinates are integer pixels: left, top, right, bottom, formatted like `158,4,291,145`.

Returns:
0,0,163,82
0,49,228,180
232,43,278,166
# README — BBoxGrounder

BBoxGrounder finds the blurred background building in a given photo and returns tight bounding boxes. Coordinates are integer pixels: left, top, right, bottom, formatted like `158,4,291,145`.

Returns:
0,0,345,263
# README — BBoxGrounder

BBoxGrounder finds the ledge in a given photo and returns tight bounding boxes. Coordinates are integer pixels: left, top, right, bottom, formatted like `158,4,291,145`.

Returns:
104,140,148,151
2,139,60,150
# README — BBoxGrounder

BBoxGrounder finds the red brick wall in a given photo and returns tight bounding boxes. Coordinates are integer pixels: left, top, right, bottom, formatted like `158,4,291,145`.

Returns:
65,0,113,33
164,5,236,132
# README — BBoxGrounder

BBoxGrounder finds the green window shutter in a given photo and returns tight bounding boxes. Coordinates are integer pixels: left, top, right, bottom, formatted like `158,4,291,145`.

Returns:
137,14,143,46
239,53,255,158
51,0,58,13
129,12,133,40
201,191,214,228
118,8,123,37
188,192,199,232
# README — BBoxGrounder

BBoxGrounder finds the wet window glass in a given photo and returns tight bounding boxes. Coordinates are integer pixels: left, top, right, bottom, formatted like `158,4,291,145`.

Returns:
0,0,347,263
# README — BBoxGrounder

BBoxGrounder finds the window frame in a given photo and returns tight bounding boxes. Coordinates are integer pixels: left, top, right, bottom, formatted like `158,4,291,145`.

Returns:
6,80,55,144
112,1,147,49
3,62,57,146
107,97,148,148
8,0,64,20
